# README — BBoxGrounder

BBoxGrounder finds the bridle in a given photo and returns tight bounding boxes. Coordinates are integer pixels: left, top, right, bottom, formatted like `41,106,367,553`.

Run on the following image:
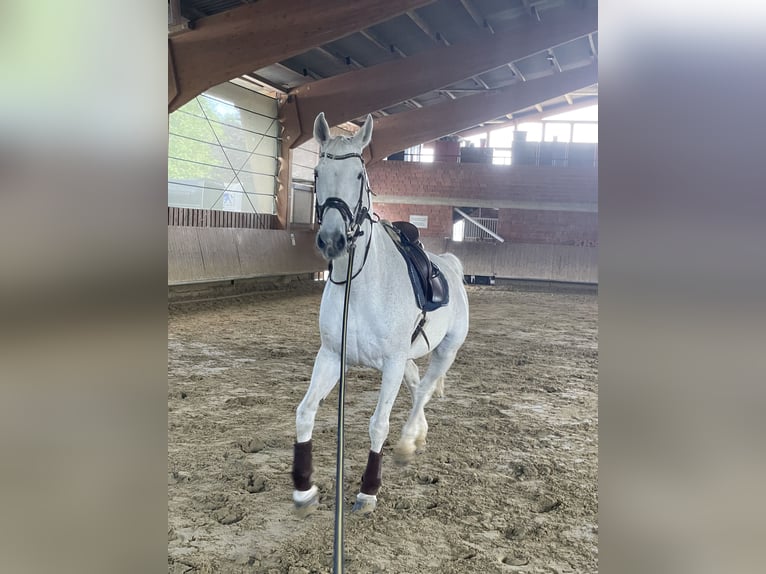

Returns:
314,151,376,284
314,152,373,241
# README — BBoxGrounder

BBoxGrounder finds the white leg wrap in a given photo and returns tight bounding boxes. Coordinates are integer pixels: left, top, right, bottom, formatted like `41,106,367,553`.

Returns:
352,491,378,514
292,485,318,505
356,492,377,504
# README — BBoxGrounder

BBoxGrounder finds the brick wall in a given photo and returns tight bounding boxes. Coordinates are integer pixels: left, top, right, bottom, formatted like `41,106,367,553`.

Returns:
367,161,597,245
367,162,597,204
373,203,453,238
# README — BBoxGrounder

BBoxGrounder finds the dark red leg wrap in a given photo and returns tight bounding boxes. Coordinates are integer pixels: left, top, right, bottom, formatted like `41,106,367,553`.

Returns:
292,440,313,491
360,450,383,495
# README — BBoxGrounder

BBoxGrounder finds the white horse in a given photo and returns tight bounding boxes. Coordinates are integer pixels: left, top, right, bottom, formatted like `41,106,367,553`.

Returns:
291,112,469,515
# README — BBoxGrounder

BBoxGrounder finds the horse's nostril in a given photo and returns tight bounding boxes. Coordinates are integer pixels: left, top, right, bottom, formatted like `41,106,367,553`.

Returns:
317,231,346,256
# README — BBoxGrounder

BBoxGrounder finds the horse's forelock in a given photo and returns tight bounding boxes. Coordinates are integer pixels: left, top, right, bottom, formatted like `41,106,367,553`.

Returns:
322,134,360,155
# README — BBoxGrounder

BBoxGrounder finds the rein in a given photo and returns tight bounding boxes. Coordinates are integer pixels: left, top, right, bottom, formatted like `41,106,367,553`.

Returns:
332,239,356,574
328,228,374,285
315,151,370,574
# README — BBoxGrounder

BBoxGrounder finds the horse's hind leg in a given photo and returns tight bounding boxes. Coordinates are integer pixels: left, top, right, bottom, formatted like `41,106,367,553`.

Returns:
292,346,339,515
394,344,460,466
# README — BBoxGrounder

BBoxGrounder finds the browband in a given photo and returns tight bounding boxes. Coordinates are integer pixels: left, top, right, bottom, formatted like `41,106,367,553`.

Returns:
319,152,365,162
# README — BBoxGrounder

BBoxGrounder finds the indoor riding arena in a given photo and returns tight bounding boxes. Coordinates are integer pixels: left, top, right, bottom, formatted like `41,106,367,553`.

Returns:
168,1,598,573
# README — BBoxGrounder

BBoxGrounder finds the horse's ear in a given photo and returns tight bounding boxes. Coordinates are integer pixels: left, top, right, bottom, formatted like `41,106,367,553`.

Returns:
353,114,373,149
313,112,331,146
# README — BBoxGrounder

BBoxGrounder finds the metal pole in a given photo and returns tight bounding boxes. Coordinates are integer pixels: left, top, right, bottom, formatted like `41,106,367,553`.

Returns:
333,242,356,574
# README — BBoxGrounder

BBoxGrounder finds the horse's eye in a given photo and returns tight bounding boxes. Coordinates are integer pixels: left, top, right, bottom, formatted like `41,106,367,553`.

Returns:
357,172,363,180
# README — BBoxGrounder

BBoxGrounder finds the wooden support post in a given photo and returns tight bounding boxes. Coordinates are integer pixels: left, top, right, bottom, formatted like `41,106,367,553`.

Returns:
276,94,303,230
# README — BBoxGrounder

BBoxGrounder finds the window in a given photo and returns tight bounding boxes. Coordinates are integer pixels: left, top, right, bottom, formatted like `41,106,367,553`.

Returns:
572,123,598,143
515,122,543,142
543,123,572,143
168,83,279,214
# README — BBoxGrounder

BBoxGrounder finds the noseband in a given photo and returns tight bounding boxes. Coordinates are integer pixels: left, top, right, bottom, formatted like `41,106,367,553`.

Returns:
314,151,376,284
314,152,373,243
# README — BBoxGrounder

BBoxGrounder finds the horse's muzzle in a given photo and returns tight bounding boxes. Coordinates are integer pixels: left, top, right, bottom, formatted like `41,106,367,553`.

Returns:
316,229,347,260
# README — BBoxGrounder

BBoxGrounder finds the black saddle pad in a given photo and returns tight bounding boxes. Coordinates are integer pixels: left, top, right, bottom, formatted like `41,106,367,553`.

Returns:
385,221,449,312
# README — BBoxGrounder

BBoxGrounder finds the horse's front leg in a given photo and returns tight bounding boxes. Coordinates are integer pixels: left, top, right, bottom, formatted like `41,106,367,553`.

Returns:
353,356,407,515
292,346,339,516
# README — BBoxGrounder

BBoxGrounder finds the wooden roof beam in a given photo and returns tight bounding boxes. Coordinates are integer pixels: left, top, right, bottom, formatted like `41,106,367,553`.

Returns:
283,5,596,147
365,63,597,163
168,0,435,112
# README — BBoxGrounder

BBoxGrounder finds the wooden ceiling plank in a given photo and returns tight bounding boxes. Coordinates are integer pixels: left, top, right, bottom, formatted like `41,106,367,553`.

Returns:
287,6,597,146
168,0,435,112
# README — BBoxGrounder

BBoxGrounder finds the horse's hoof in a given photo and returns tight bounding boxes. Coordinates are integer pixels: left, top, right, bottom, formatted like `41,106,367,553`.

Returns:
393,444,415,466
352,492,377,515
292,486,319,517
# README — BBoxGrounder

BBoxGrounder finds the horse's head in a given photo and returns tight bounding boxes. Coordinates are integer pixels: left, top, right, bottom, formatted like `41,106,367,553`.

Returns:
313,112,374,260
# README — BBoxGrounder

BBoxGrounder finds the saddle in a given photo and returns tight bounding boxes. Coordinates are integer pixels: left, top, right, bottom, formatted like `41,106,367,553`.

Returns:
382,220,449,313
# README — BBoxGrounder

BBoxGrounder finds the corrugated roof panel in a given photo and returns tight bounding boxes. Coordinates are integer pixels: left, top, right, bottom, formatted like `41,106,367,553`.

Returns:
414,91,450,106
479,66,518,87
553,37,593,70
415,0,481,45
382,102,412,115
369,14,435,56
515,52,555,80
251,64,309,92
280,50,345,79
323,35,394,68
184,0,245,17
